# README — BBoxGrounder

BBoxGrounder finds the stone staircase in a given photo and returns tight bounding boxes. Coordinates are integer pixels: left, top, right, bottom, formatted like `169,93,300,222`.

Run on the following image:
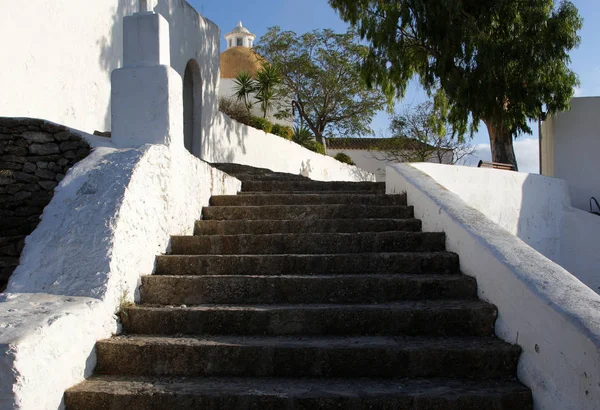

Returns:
65,164,533,409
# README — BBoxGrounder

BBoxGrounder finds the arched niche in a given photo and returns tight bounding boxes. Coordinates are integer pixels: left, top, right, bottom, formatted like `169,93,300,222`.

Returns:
183,59,203,156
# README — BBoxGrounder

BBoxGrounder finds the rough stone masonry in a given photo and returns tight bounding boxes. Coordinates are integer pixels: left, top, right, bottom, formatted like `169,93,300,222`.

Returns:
0,118,90,290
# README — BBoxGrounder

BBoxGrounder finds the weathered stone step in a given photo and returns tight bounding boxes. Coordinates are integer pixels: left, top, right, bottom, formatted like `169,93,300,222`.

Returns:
140,274,476,305
242,181,385,192
202,204,413,220
239,190,383,195
195,218,422,235
122,300,497,337
94,335,521,379
170,232,445,255
220,173,309,182
210,193,406,206
210,163,305,178
65,375,533,410
156,252,459,276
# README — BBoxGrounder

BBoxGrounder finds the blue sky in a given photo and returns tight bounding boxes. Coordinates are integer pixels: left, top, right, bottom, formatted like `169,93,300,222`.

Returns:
191,0,600,172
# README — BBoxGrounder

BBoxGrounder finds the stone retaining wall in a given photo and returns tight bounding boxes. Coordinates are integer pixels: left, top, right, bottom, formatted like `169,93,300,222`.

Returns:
0,118,90,290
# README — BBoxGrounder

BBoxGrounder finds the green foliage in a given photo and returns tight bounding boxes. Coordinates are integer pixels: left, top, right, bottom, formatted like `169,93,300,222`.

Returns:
250,116,273,133
231,71,257,114
256,27,388,145
329,0,583,169
292,125,315,146
219,97,251,125
255,63,283,119
334,152,355,165
271,123,293,140
304,141,326,155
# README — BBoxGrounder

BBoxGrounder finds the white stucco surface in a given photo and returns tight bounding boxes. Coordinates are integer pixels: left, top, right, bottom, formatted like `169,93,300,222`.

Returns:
409,163,600,294
409,164,570,260
0,143,240,409
325,148,453,182
204,112,375,181
387,163,600,410
541,97,600,211
0,0,219,137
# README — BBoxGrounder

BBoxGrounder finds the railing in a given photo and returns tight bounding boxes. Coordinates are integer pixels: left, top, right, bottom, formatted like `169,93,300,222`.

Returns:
477,160,516,171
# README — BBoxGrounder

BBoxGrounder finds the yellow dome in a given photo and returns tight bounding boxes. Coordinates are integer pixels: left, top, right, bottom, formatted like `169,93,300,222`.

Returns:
220,47,263,79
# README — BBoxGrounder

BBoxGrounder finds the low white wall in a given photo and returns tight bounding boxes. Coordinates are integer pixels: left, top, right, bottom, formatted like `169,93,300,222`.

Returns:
387,163,600,410
326,149,388,181
0,140,240,410
410,163,600,294
559,208,600,293
409,163,570,261
203,112,375,181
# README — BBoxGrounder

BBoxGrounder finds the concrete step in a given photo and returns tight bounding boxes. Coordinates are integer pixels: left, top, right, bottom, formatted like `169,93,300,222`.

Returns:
210,193,406,206
202,204,413,220
155,252,459,276
121,300,497,337
195,218,422,235
65,376,533,410
170,232,446,255
93,335,521,379
140,274,477,305
242,181,385,192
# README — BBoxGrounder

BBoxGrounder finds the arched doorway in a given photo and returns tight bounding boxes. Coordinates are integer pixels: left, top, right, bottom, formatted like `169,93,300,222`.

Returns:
183,59,202,156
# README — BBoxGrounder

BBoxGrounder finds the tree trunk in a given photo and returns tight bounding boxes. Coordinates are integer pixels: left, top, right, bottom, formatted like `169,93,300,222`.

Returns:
484,119,518,171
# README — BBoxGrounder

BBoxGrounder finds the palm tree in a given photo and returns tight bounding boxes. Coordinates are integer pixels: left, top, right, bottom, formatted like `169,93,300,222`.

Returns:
232,71,256,114
255,64,281,118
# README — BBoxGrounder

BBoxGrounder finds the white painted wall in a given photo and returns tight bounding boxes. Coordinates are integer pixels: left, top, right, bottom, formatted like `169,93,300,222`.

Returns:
0,0,219,144
326,148,454,181
0,137,240,409
387,163,600,410
408,163,600,294
204,112,375,182
541,97,600,211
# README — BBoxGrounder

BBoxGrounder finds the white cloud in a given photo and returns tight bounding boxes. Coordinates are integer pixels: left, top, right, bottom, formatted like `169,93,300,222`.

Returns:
574,87,584,97
465,138,539,174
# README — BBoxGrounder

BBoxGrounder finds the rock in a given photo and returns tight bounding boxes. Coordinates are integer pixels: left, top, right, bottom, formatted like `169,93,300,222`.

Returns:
38,180,57,191
1,154,26,163
48,162,62,173
29,143,60,155
0,170,15,185
55,174,65,182
22,131,54,143
63,150,77,159
21,183,40,192
12,172,38,183
40,122,67,133
3,146,28,156
5,184,23,194
0,162,22,170
35,169,56,180
54,131,72,141
57,158,69,167
36,161,48,169
13,191,32,201
59,141,84,151
22,162,36,173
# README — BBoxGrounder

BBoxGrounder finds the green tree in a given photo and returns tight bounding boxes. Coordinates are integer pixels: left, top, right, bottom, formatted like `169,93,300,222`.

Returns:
231,71,256,114
255,63,282,119
329,0,582,170
373,101,476,165
256,27,388,145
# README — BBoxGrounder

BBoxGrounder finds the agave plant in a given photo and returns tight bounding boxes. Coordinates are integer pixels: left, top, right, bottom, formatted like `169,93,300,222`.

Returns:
292,125,315,146
232,71,256,114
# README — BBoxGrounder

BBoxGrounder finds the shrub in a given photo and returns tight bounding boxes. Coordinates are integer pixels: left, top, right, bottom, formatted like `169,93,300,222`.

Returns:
334,152,355,165
219,97,251,126
304,141,326,155
249,116,273,134
271,124,293,140
292,125,314,146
